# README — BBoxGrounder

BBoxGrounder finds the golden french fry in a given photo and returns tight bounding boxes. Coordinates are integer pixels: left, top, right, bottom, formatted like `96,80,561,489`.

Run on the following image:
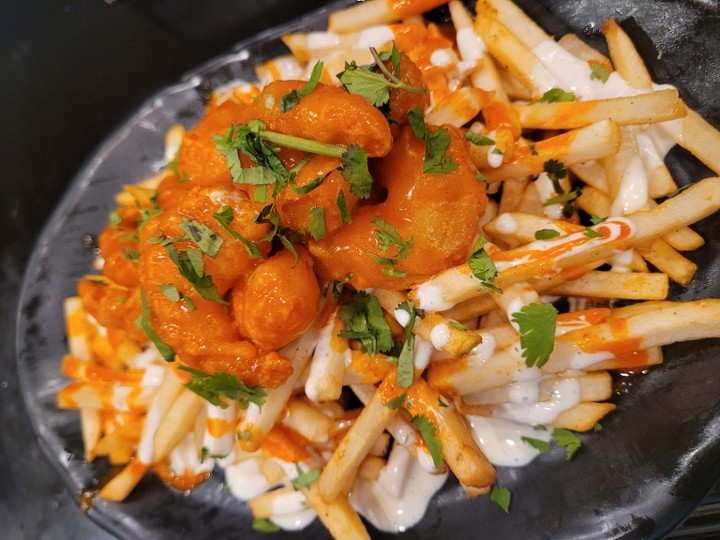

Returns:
478,120,622,184
557,34,611,69
248,486,297,519
637,238,697,286
283,399,334,443
328,0,445,33
302,483,370,540
319,381,397,503
80,407,102,461
153,388,205,462
514,89,685,130
476,0,550,49
602,19,653,90
99,460,150,502
545,271,669,300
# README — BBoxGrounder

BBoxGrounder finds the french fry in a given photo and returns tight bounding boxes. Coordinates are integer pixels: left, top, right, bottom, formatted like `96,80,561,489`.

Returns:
557,34,611,70
514,89,685,130
283,398,334,443
239,328,319,452
301,483,370,540
99,460,150,502
461,371,613,406
637,238,697,286
319,380,397,503
426,87,492,127
153,387,205,462
477,120,622,184
545,271,669,300
428,300,720,395
248,486,296,519
476,0,550,50
305,311,348,403
602,19,653,90
550,402,617,431
328,0,445,33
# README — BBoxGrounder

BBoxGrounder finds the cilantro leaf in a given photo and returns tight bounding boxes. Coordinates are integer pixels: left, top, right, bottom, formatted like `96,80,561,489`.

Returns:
383,392,406,410
108,210,122,229
252,519,280,533
178,365,266,409
308,207,326,240
411,415,443,470
465,131,495,146
338,291,393,355
290,168,334,195
535,229,560,240
552,428,582,459
366,217,413,276
590,64,610,83
392,300,420,389
408,107,458,174
584,227,603,238
158,283,196,311
543,159,567,182
521,436,551,453
448,320,469,331
511,303,558,368
341,144,373,198
543,188,580,207
291,464,321,490
212,205,262,259
178,218,223,258
533,88,575,104
166,245,227,305
336,190,353,224
135,289,175,361
339,67,393,107
280,61,324,112
468,245,497,283
121,248,140,264
589,215,607,225
490,486,512,513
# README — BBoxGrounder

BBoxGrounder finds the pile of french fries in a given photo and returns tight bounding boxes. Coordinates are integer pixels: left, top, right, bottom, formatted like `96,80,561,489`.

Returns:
59,0,720,537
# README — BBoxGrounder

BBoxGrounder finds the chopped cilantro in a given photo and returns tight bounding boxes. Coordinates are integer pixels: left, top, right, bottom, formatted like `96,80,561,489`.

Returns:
178,218,223,258
135,289,175,361
108,210,122,229
535,229,560,240
543,159,567,183
529,143,538,156
336,190,353,224
279,61,324,112
212,205,262,259
468,236,499,292
366,217,413,277
521,436,551,453
490,486,512,513
121,248,140,264
341,144,373,198
511,303,558,368
392,300,422,389
166,245,227,305
593,422,603,432
584,227,603,239
590,64,610,83
308,207,326,240
290,168,334,195
533,88,575,104
465,131,495,146
551,428,582,459
543,188,580,207
448,320,470,331
158,283,196,311
410,415,443,470
178,365,266,409
383,392,406,410
338,291,393,355
291,464,321,490
252,518,280,533
590,215,607,225
407,107,459,174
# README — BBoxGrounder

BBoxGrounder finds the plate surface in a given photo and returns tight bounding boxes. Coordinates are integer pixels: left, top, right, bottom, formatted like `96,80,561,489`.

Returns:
16,1,720,538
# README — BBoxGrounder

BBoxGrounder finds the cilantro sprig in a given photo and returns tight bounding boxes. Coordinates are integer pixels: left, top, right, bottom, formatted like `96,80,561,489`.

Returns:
467,236,500,293
338,291,393,355
166,245,227,305
178,365,266,409
212,205,263,259
532,88,575,104
511,303,558,368
521,428,582,459
291,464,321,490
590,64,610,83
338,44,425,107
490,486,512,513
366,217,413,278
178,218,223,258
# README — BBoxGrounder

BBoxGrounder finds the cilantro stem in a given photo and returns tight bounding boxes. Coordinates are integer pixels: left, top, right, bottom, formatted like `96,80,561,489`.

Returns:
259,130,346,159
369,47,426,94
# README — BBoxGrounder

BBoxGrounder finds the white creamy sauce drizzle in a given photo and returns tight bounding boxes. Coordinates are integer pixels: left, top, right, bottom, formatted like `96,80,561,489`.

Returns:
430,47,456,68
468,331,497,363
413,337,433,370
429,323,451,349
349,444,447,533
354,25,394,50
203,402,237,457
456,27,486,62
466,415,551,466
488,378,581,425
169,432,214,476
493,212,518,234
225,458,272,500
414,282,454,311
610,248,635,273
610,155,648,216
305,316,350,402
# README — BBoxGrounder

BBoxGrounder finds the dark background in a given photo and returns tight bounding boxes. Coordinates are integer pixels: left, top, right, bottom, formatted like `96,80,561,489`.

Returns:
1,0,718,538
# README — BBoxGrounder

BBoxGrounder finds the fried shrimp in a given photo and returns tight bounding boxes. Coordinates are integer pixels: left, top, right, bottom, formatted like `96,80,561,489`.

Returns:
309,123,488,290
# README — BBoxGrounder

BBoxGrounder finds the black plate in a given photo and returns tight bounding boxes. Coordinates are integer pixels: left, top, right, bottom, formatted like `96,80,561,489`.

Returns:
15,1,720,538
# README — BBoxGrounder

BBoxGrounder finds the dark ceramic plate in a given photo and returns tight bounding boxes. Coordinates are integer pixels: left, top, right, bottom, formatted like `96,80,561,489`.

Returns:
16,0,720,538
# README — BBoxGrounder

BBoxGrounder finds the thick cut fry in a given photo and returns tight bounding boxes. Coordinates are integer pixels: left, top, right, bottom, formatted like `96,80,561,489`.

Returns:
602,19,653,90
514,89,685,130
477,120,622,183
283,399,334,443
476,0,550,49
153,388,205,462
545,271,669,300
302,483,370,540
637,238,697,286
99,460,150,502
305,312,348,403
80,407,101,461
239,329,319,451
248,486,297,519
428,300,720,395
558,34,611,70
426,87,492,127
318,384,397,503
328,0,445,33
